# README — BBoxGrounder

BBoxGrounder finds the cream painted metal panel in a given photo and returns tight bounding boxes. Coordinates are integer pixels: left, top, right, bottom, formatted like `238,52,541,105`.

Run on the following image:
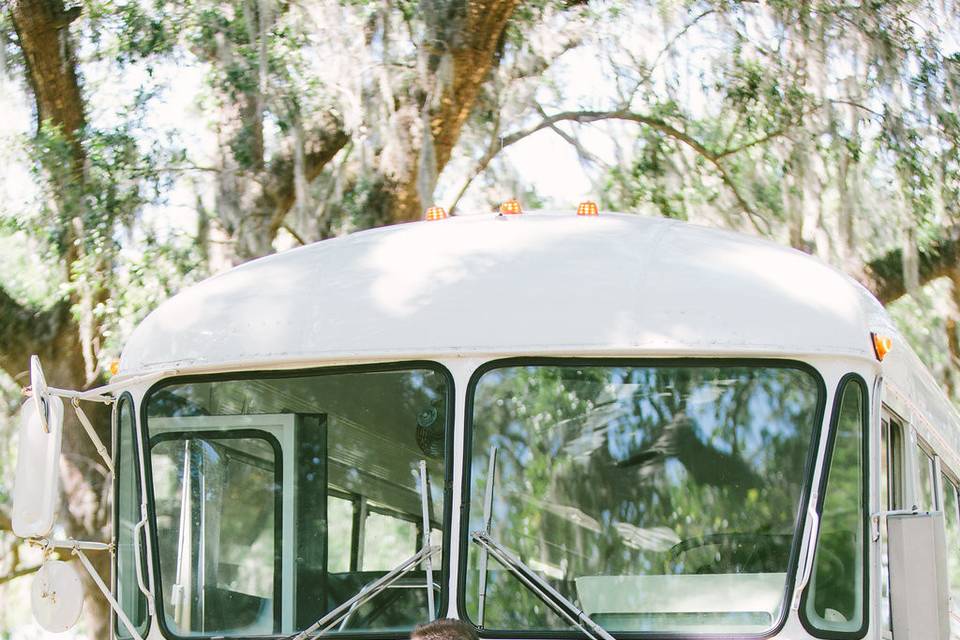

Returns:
119,212,890,374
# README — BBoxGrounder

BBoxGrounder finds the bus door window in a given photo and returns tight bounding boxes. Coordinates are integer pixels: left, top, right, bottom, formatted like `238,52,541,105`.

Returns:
151,432,281,635
880,414,905,638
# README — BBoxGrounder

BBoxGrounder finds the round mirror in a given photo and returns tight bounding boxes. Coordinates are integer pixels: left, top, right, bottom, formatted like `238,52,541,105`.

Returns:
29,355,50,433
31,560,84,633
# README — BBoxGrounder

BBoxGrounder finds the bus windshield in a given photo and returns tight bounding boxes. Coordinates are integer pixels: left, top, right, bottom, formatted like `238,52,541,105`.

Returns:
143,366,450,638
464,362,822,635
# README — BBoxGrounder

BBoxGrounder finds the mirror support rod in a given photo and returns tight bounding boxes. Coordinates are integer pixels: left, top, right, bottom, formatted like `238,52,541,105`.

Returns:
72,546,145,640
292,545,441,640
36,538,111,552
71,398,114,475
45,369,178,405
470,531,615,640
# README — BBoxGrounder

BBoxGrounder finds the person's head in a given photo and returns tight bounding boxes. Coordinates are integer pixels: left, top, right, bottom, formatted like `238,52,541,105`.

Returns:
411,618,478,640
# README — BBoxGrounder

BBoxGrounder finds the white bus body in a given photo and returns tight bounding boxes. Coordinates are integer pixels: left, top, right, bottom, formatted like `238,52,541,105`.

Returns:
16,210,960,640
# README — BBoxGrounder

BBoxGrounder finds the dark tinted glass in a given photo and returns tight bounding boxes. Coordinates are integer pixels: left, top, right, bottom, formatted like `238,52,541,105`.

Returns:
145,367,449,637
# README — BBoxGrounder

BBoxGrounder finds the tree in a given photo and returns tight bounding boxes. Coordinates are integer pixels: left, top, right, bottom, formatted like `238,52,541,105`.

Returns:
3,0,113,633
451,0,959,378
167,0,541,264
0,1,579,633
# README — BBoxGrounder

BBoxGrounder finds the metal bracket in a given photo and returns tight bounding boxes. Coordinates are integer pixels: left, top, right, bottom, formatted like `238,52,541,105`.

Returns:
72,546,145,640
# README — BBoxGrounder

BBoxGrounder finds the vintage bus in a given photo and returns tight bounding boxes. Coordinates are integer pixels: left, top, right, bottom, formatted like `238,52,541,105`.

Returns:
10,205,960,640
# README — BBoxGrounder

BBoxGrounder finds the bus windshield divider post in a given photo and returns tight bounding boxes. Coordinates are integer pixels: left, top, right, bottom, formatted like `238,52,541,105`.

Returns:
292,458,439,640
470,531,615,640
477,445,498,627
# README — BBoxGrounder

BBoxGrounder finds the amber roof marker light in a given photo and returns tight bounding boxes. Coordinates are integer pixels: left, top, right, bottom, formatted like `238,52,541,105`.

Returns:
871,332,893,361
424,206,448,221
577,201,600,216
499,198,522,215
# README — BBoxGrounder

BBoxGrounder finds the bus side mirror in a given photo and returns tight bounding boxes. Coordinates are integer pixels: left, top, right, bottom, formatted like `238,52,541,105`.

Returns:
11,391,65,538
888,511,950,640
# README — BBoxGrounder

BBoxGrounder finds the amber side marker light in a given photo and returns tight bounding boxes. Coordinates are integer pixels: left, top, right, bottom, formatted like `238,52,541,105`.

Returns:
424,206,448,221
109,359,120,376
499,198,522,215
577,201,600,216
871,332,893,361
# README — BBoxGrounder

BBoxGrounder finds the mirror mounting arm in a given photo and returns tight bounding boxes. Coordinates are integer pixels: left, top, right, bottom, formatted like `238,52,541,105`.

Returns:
71,545,146,640
70,398,115,475
28,537,114,553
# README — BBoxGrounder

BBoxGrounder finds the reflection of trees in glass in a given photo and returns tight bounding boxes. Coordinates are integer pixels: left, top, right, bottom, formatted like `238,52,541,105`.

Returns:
467,364,820,631
805,380,865,632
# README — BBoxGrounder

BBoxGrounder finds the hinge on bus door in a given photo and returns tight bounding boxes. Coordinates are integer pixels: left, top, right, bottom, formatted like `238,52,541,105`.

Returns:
871,513,881,542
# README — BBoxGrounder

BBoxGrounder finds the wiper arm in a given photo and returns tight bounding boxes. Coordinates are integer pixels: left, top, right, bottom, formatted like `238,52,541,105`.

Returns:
291,544,441,640
293,460,439,640
470,531,615,640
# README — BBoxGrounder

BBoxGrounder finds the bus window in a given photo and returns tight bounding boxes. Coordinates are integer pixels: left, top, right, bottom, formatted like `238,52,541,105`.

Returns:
465,362,823,635
882,417,904,512
916,445,937,511
941,473,960,605
362,509,418,571
145,366,449,637
803,376,867,634
880,415,905,638
328,495,353,573
114,394,148,637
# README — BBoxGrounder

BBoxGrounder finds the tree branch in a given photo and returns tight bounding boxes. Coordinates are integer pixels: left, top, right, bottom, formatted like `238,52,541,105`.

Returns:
861,226,960,304
264,125,351,239
0,285,76,381
452,109,770,232
0,564,43,586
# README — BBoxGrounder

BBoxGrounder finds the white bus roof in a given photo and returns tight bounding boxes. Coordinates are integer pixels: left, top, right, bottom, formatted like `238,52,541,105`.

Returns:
120,211,895,374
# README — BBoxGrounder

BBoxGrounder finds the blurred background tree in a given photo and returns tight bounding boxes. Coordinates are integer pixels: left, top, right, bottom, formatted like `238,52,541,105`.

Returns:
0,0,957,635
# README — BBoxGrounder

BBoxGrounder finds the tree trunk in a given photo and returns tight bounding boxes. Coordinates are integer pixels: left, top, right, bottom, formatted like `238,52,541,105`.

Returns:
7,1,112,634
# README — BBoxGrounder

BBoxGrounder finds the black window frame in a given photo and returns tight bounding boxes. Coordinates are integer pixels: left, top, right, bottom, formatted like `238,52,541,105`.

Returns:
799,373,870,639
138,360,455,640
112,391,152,638
457,357,828,640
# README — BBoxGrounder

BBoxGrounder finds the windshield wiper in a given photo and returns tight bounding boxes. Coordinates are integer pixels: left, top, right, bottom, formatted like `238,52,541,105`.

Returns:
292,460,439,640
470,531,615,640
291,544,441,640
472,445,613,640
